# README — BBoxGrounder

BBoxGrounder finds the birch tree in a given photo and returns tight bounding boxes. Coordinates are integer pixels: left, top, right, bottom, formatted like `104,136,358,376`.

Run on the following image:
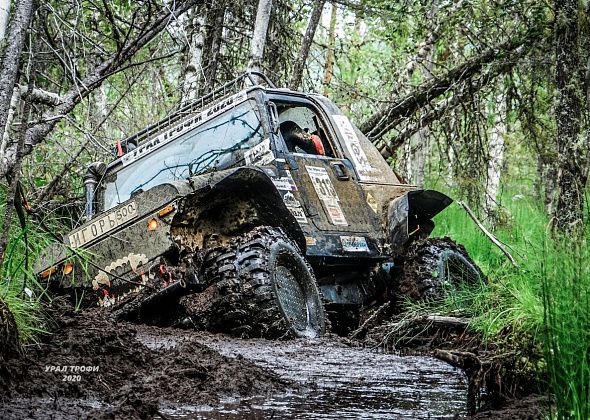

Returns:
0,0,9,44
484,86,507,222
248,0,273,72
322,2,337,96
181,7,207,103
0,0,34,164
290,0,326,90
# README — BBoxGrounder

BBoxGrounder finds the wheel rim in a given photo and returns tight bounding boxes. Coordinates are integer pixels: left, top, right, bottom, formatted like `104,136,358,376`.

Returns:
275,265,309,332
272,251,321,338
439,250,482,284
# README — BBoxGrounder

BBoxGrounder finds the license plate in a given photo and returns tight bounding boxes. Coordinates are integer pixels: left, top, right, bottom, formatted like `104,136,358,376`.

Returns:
68,201,138,247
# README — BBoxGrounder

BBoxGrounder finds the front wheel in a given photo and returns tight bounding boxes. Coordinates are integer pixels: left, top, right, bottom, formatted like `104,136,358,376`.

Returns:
396,237,485,301
182,226,326,339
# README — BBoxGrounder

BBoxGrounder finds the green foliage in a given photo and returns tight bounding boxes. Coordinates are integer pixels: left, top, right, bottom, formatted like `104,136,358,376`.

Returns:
430,194,590,418
0,278,46,344
0,190,52,343
541,239,590,419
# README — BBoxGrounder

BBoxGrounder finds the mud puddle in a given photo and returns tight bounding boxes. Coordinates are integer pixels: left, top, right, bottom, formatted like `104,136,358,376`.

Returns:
137,329,469,419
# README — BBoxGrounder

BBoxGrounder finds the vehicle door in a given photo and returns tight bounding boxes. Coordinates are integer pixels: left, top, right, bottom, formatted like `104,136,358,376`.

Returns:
267,95,378,236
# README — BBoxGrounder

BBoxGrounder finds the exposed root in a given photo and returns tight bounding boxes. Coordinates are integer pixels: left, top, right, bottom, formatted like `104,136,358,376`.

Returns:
348,301,390,340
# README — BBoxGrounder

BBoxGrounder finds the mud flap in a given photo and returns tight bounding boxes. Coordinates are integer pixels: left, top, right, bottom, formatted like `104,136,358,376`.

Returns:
388,190,452,250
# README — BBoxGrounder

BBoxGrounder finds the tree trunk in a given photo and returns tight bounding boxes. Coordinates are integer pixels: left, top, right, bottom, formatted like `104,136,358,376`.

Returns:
202,3,225,87
446,140,455,188
181,7,207,104
0,81,31,277
544,162,558,215
290,0,325,90
484,87,506,222
0,0,9,44
553,0,586,233
322,2,337,96
248,0,273,72
0,86,18,156
401,1,438,186
0,0,33,166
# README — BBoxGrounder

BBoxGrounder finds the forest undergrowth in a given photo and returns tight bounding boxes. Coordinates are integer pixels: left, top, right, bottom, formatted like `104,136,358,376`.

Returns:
427,191,590,419
0,195,48,346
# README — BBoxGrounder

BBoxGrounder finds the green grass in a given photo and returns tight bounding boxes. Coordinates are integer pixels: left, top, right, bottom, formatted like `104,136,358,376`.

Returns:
0,279,45,344
0,195,52,344
430,195,590,419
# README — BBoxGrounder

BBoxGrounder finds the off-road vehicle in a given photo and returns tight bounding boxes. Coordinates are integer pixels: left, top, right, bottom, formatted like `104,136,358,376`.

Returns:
36,72,483,338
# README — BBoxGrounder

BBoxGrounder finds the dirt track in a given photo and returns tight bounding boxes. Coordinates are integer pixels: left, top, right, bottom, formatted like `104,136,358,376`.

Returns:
0,301,546,419
0,302,288,419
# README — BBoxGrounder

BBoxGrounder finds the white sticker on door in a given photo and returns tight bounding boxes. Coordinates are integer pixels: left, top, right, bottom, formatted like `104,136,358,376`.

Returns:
288,206,308,224
306,166,338,201
244,138,274,165
305,165,347,226
340,236,369,252
331,115,375,181
324,199,348,226
282,191,307,223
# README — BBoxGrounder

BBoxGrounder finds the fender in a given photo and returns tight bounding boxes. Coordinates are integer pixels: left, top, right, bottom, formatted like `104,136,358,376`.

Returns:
35,167,304,306
387,189,452,251
171,166,306,252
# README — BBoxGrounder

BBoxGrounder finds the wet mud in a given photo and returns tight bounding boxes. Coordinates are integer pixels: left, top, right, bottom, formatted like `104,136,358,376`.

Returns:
354,305,546,418
0,300,546,419
137,329,468,418
0,301,288,419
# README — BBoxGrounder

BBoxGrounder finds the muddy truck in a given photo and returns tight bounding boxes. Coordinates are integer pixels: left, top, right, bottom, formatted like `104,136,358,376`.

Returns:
35,72,483,338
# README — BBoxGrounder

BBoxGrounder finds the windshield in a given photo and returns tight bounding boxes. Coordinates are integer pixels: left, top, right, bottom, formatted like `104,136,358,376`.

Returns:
102,99,265,210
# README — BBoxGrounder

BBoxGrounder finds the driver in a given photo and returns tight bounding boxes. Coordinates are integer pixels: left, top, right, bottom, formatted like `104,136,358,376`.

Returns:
280,121,325,155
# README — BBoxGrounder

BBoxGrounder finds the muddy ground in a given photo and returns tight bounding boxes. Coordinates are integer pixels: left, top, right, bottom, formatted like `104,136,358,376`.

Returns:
0,300,548,419
0,300,289,419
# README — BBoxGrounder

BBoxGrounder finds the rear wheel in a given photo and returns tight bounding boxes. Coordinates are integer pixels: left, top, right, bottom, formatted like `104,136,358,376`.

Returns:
396,237,485,301
182,226,326,338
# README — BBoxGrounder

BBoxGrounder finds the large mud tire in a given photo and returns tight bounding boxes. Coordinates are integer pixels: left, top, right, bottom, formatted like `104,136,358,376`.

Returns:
396,237,485,301
188,227,326,339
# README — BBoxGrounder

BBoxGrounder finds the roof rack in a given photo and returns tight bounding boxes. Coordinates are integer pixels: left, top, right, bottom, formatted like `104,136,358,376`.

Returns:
118,71,277,151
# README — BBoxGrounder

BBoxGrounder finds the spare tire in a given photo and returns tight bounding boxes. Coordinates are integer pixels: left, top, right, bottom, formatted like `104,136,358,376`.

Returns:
183,226,326,339
396,237,485,301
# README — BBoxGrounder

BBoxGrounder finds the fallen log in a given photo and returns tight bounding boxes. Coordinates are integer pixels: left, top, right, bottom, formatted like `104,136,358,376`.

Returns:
360,28,544,148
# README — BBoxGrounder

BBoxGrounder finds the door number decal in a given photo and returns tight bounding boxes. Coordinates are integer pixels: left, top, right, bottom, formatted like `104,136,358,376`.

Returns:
305,166,348,226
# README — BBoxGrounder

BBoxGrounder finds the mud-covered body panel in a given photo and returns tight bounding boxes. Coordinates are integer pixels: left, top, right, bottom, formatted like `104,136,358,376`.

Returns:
38,167,306,298
35,83,453,310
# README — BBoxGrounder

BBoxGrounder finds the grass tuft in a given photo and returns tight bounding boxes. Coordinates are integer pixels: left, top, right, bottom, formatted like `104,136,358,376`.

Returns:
430,195,590,418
